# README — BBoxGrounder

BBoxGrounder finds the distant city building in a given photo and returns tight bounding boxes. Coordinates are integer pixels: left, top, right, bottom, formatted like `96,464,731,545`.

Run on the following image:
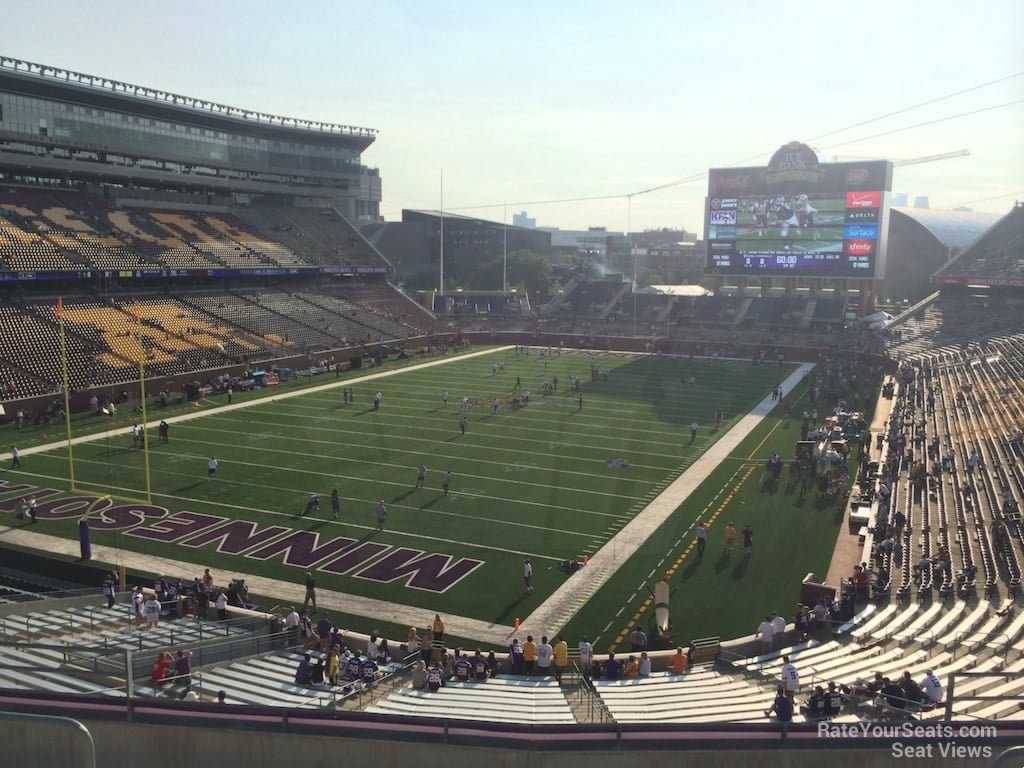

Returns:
913,196,930,209
512,211,536,228
892,193,909,207
953,206,973,213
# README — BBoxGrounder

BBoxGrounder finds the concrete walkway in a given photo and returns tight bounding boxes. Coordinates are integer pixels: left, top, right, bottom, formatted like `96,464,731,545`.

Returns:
0,351,814,647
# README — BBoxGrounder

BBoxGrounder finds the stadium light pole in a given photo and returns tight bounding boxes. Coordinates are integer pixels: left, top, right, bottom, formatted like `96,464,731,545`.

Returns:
627,194,638,337
439,170,445,298
503,200,508,293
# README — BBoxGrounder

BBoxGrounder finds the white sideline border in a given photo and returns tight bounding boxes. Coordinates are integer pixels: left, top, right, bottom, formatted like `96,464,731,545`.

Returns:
0,348,811,645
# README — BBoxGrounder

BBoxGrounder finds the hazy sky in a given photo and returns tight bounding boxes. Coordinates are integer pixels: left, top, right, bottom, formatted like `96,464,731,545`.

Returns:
3,0,1022,232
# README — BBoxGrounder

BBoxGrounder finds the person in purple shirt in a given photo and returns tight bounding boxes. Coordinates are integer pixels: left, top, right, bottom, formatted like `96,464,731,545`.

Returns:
360,658,378,685
174,650,192,690
508,639,525,675
603,653,622,680
316,614,332,651
344,656,361,682
454,652,472,681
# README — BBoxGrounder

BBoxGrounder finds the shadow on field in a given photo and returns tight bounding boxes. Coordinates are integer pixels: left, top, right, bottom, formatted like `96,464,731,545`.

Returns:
492,594,528,624
172,480,207,493
715,549,732,572
391,489,416,503
731,556,750,580
418,495,445,510
678,557,701,582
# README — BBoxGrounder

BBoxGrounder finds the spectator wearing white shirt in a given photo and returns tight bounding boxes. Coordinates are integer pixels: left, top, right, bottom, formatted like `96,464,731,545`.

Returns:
638,652,652,678
920,670,943,704
756,616,775,652
579,637,593,677
143,596,161,630
215,590,228,620
536,636,553,676
780,655,800,701
771,612,786,649
284,607,300,643
367,634,380,661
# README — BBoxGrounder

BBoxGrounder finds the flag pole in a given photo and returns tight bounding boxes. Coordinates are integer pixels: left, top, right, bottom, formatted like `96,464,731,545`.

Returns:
57,298,76,492
134,305,153,504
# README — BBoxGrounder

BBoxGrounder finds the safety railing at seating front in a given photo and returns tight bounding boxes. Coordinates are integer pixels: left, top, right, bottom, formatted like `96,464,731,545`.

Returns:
570,662,615,724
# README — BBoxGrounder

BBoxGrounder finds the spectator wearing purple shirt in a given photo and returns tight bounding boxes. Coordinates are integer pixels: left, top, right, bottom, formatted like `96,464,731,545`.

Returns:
603,653,622,681
174,650,193,690
316,614,332,651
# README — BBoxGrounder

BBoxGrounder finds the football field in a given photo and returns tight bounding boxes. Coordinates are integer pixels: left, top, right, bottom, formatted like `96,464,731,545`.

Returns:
2,346,855,648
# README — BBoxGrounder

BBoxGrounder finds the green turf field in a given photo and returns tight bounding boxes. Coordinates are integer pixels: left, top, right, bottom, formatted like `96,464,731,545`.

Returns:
2,347,859,649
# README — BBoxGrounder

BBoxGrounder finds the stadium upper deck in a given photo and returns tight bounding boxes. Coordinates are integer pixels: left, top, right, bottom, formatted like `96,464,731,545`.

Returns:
0,57,381,222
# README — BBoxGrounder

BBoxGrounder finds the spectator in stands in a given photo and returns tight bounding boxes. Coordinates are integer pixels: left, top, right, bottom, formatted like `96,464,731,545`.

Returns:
295,654,312,686
522,635,538,675
826,682,844,718
536,636,553,677
603,653,622,681
578,637,593,677
669,647,689,675
638,652,652,678
764,686,793,722
920,670,943,705
770,612,785,648
508,638,525,675
880,677,905,709
812,600,830,635
624,655,639,678
411,660,427,690
453,651,472,682
215,589,228,621
310,658,326,686
151,651,172,687
316,613,332,651
801,685,828,720
421,628,434,666
426,663,445,691
793,604,809,641
283,607,300,643
755,615,775,652
553,636,568,683
327,647,340,686
486,651,498,678
405,627,420,659
102,572,118,609
900,671,923,709
174,650,193,691
780,655,800,702
472,650,489,681
629,626,647,651
143,593,161,630
367,633,380,661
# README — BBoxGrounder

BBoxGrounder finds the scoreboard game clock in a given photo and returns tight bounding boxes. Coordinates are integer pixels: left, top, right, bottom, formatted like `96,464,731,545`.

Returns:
705,143,893,278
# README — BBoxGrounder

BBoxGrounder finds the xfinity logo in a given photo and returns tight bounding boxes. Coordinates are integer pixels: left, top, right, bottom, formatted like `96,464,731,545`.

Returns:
845,239,875,256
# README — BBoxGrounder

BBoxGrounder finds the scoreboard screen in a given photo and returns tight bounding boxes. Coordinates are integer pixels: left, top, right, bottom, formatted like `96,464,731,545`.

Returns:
705,146,892,278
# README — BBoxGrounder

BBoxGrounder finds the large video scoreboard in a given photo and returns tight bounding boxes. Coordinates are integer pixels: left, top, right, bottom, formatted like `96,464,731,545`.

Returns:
705,143,893,278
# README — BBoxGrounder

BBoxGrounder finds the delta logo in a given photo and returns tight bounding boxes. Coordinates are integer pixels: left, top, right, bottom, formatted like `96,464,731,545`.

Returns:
846,191,880,209
845,239,875,256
